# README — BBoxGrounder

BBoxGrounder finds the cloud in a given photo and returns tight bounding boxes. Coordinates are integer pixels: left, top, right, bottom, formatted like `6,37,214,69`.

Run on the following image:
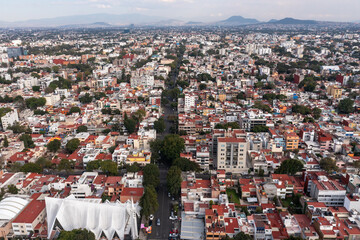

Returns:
95,4,111,8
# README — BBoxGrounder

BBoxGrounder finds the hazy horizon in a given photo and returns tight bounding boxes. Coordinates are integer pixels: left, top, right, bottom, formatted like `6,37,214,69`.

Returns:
1,0,359,23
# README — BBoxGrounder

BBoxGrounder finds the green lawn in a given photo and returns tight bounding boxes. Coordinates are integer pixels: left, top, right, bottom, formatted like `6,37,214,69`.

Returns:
226,189,240,204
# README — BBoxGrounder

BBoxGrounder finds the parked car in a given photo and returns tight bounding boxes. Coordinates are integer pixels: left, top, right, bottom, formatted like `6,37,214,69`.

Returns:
157,219,160,226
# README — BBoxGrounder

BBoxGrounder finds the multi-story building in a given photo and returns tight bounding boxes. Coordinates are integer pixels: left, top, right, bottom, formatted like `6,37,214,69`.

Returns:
1,109,19,130
239,110,268,131
309,176,346,206
327,85,342,99
184,93,196,112
130,75,154,87
12,193,46,237
284,132,299,150
216,137,248,173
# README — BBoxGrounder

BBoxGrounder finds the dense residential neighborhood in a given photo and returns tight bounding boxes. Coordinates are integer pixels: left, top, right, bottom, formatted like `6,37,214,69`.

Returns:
0,22,359,240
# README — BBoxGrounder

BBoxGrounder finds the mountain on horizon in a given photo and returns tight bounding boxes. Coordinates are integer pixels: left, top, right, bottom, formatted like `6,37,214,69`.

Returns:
217,16,260,25
269,17,318,25
0,13,169,28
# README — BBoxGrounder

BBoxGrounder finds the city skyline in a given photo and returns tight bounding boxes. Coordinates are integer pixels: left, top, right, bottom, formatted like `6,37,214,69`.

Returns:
1,0,360,23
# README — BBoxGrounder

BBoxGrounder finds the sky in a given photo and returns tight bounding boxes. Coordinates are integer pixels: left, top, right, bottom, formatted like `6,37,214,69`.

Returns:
1,0,359,22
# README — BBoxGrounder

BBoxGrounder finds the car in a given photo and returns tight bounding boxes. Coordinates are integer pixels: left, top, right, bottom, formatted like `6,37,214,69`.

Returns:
149,214,154,221
168,193,171,198
157,219,160,226
169,216,177,220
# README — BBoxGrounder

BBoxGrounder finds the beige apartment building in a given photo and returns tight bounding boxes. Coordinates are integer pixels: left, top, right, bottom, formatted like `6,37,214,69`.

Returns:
216,137,249,173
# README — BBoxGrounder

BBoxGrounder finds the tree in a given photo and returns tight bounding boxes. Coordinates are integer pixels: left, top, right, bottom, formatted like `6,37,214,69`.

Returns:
36,157,52,169
126,162,141,172
338,98,354,114
8,122,29,134
100,160,118,176
20,163,43,173
253,125,269,133
108,145,117,154
58,159,72,172
222,232,252,240
19,134,35,148
150,139,162,163
3,136,8,148
76,125,88,133
173,157,200,172
47,139,61,152
65,138,80,153
167,166,182,197
79,93,93,104
86,160,102,171
124,118,137,134
58,229,95,240
275,159,303,175
161,134,185,165
32,86,40,92
7,184,18,194
320,157,338,173
199,83,207,90
154,117,166,133
69,107,81,115
140,185,159,218
25,97,46,109
143,164,160,188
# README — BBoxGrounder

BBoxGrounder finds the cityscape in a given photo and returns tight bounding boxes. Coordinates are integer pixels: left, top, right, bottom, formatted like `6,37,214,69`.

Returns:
0,1,360,240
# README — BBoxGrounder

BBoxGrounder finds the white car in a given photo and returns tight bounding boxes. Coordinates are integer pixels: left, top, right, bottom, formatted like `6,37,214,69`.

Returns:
149,214,154,221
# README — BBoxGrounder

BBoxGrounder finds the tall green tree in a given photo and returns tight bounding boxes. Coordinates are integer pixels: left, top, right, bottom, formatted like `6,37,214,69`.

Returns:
173,157,200,172
167,166,182,197
19,134,35,148
47,139,61,152
154,117,166,133
338,98,354,114
100,160,118,176
76,125,88,133
3,136,8,148
320,157,338,173
143,164,160,188
124,118,137,134
275,159,303,175
161,134,185,165
140,185,159,218
58,159,72,172
79,93,93,104
7,184,18,194
65,138,80,153
20,163,43,173
58,229,95,240
69,107,81,115
36,157,52,169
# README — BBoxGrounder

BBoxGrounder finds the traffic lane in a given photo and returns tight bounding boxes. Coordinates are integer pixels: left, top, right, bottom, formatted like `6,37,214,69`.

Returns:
149,183,171,239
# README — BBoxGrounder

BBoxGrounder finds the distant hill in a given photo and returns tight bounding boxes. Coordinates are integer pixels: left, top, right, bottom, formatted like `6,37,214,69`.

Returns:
0,13,170,28
217,16,260,25
60,22,113,28
186,21,203,25
270,17,317,25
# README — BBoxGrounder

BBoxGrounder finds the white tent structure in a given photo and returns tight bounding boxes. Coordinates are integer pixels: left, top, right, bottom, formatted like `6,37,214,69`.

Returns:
0,197,28,221
45,195,140,240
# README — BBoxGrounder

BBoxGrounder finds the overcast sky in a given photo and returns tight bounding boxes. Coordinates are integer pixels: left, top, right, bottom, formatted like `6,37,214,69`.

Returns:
1,0,359,22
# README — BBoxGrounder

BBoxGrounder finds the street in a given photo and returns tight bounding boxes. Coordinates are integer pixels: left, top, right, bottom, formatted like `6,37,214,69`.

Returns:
148,168,172,239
